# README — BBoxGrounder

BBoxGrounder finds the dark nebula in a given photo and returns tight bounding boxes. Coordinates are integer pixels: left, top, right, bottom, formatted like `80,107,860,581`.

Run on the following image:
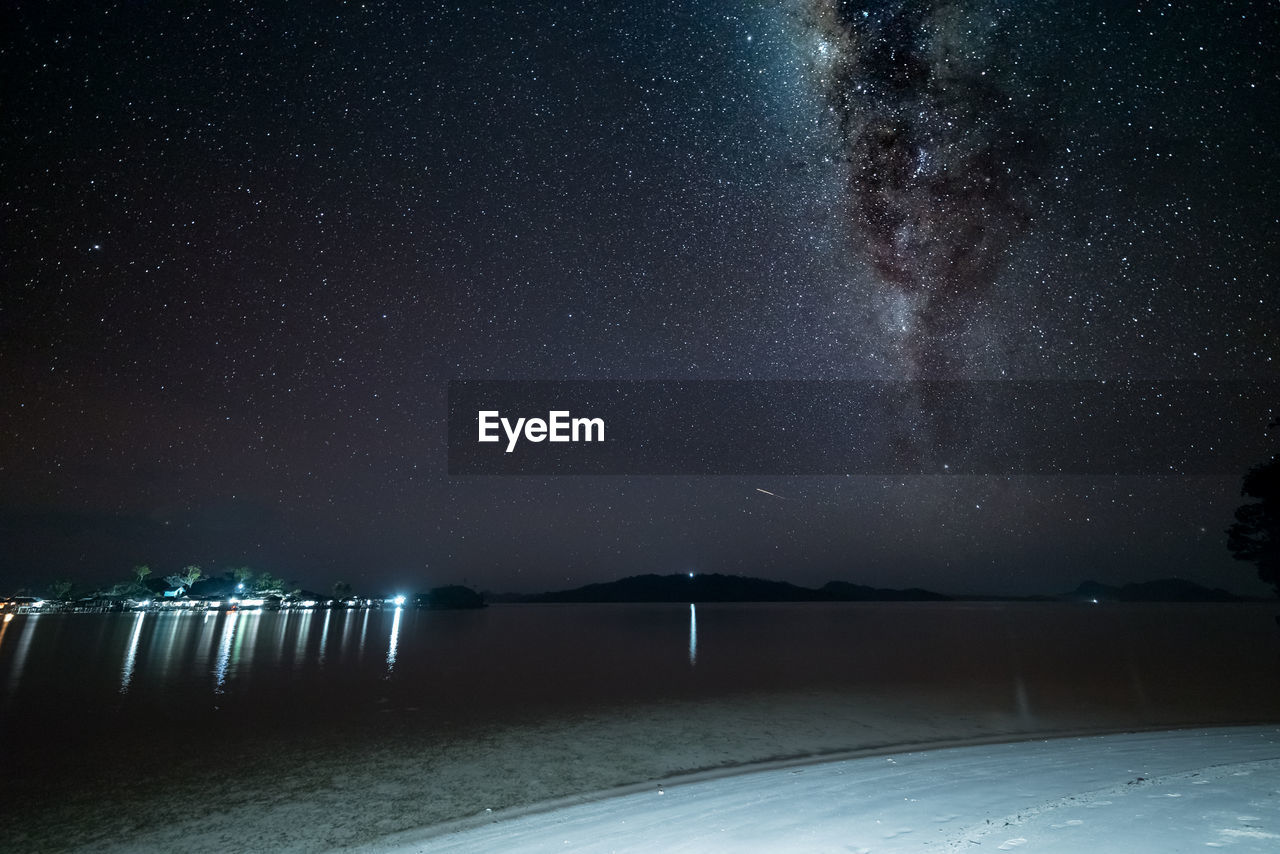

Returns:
805,0,1045,376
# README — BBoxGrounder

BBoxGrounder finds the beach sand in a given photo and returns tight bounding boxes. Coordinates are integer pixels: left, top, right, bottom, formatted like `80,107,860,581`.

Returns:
20,688,1279,853
373,726,1280,853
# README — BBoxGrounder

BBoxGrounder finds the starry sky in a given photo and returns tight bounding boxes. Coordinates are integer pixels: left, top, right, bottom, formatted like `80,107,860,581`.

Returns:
2,0,1277,597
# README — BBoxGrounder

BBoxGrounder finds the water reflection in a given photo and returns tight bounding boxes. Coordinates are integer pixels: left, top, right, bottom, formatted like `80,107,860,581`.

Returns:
294,609,313,664
273,610,291,667
214,611,238,693
319,609,332,666
119,612,147,693
6,614,38,698
5,604,1280,760
359,608,370,658
689,603,697,666
0,614,18,698
235,611,261,680
386,607,402,673
338,609,354,661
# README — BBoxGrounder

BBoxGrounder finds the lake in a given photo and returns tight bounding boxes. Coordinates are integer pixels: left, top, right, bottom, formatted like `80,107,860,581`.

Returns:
3,602,1279,851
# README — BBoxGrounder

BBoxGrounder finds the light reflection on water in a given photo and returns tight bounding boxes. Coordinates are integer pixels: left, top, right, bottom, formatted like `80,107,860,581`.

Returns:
0,614,21,697
213,611,238,693
4,602,1279,745
4,604,1280,854
236,610,261,680
119,612,146,693
39,607,421,698
386,607,402,673
689,603,697,666
293,608,311,664
4,613,39,698
318,608,332,666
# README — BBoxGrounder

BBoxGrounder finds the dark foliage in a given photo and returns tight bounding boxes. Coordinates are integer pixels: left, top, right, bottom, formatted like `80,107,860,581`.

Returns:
418,585,486,610
1227,455,1280,597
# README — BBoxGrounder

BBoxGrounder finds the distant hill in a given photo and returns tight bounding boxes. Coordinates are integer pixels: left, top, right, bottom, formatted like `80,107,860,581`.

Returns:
494,573,950,604
416,584,486,609
820,580,951,602
484,573,1263,605
1068,578,1244,603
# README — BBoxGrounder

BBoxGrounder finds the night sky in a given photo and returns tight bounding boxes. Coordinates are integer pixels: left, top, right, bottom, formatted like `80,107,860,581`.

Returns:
2,0,1276,597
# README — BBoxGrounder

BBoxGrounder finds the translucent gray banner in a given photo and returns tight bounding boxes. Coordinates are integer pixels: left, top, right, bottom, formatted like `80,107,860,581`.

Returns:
447,381,1277,475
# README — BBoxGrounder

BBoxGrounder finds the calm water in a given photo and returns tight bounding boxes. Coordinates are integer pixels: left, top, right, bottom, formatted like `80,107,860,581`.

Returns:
4,602,1280,849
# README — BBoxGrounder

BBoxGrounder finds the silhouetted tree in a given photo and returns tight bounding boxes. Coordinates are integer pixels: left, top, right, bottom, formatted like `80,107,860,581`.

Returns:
254,572,284,592
48,579,74,600
164,565,204,592
418,585,485,610
1228,454,1280,598
132,564,151,583
332,581,353,598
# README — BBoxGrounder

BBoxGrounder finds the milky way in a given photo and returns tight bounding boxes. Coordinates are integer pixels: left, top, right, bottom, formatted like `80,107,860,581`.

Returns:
2,0,1274,596
804,0,1046,377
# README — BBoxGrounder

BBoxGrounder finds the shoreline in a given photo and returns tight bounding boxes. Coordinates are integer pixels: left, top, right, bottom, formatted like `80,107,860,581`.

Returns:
17,699,1280,852
348,719,1280,852
365,724,1280,853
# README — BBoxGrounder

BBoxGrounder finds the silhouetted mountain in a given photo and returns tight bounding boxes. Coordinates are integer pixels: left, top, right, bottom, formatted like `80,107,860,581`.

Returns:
820,581,952,602
416,585,486,609
1068,578,1243,603
521,573,812,603
486,573,1256,605
497,573,950,604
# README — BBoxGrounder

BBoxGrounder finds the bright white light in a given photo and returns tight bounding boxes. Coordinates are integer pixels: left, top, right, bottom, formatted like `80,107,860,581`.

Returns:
688,572,694,579
392,595,406,606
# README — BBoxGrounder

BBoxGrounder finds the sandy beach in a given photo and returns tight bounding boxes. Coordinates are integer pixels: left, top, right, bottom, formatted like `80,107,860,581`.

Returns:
24,693,1280,853
376,726,1280,853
